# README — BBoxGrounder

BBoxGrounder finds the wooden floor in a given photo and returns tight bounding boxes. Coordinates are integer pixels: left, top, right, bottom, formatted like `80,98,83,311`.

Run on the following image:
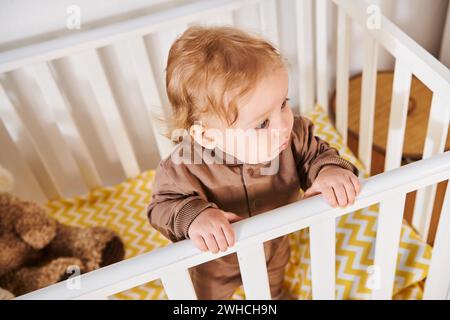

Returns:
346,134,448,246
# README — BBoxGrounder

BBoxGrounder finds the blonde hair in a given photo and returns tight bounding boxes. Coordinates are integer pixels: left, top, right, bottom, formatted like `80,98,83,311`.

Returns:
164,25,287,142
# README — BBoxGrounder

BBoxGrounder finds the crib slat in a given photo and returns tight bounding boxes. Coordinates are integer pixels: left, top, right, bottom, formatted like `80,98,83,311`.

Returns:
315,0,328,111
424,180,450,299
372,192,406,299
145,25,188,144
116,37,174,160
161,268,198,300
97,43,160,170
237,242,271,300
70,50,140,178
384,59,412,172
0,120,46,202
335,7,350,144
51,56,126,186
32,63,102,189
0,73,84,199
259,0,279,47
0,85,56,200
358,34,378,174
309,218,336,299
412,92,450,239
296,0,315,114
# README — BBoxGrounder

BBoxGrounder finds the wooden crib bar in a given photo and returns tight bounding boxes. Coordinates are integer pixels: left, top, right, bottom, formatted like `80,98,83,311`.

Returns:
372,192,406,299
31,62,103,190
118,36,174,160
335,6,350,145
296,0,315,114
358,34,378,174
161,267,198,300
310,217,336,299
424,180,450,299
315,0,329,112
412,92,450,239
237,242,272,300
384,59,412,172
72,50,141,179
0,86,48,201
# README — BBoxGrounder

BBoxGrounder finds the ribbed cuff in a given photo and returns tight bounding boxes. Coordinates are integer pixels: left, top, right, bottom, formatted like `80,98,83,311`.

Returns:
174,198,218,240
308,156,359,187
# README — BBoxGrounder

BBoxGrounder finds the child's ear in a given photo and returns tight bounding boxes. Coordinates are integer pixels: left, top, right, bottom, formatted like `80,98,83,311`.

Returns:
189,124,217,149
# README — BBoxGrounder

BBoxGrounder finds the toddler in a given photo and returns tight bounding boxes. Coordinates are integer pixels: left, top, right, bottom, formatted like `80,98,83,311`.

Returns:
147,25,361,300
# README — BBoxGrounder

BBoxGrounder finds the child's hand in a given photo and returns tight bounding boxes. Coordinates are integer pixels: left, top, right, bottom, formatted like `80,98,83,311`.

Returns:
303,165,361,208
188,208,243,253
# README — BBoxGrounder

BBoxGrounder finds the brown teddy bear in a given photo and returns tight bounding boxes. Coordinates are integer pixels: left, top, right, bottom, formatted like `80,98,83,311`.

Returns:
0,187,125,298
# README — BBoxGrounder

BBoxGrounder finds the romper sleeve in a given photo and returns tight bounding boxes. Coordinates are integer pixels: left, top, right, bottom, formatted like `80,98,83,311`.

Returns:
147,159,218,242
291,115,359,191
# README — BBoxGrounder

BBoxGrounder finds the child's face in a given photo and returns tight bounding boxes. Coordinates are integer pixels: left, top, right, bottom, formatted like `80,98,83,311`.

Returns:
194,66,294,164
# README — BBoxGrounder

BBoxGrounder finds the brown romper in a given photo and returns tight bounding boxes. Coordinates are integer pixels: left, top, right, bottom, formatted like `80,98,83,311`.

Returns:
147,115,358,299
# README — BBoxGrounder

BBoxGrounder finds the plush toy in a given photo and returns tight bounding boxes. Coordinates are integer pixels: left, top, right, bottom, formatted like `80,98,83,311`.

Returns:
0,287,14,300
0,164,16,299
0,166,125,298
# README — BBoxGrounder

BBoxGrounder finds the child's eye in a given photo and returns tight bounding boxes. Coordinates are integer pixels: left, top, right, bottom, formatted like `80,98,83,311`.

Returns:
281,97,290,109
255,119,270,130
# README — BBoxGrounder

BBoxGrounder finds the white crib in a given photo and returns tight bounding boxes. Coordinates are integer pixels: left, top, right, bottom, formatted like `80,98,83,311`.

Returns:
0,0,449,300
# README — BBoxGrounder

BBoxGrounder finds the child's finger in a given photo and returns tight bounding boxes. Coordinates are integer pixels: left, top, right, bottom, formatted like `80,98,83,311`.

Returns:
203,233,219,253
350,175,361,194
343,179,356,205
191,234,208,252
221,224,236,247
223,211,243,223
322,187,338,208
303,186,320,199
213,229,229,252
332,185,348,207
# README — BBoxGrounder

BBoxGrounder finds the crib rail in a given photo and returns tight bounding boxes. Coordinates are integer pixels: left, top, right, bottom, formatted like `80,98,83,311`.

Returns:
15,151,450,300
0,0,267,73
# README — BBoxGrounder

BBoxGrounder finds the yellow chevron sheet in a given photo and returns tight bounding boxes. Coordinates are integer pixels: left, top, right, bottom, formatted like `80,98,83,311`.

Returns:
44,104,432,300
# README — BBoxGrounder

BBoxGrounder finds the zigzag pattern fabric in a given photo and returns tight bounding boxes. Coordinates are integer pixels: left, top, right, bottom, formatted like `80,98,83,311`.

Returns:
44,105,431,300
